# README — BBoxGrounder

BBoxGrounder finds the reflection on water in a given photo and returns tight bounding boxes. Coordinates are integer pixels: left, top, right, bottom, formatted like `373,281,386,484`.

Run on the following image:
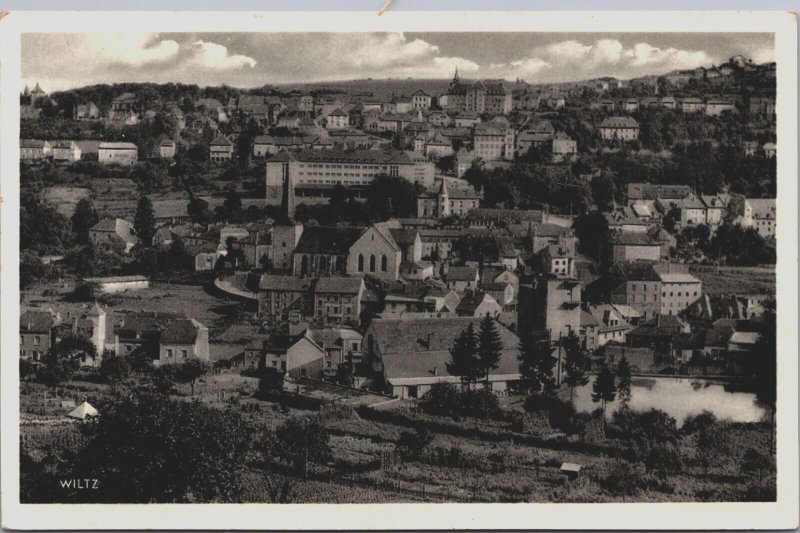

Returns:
570,377,765,424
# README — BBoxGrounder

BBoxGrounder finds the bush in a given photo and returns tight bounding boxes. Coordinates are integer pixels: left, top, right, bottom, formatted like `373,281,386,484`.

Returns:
420,382,461,417
682,410,718,435
396,425,433,460
461,389,499,418
523,394,578,434
600,460,642,499
645,443,682,478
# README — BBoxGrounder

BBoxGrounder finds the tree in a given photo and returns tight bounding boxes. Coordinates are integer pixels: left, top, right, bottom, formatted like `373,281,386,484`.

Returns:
753,311,776,452
420,382,461,417
172,358,209,396
446,323,481,387
72,392,258,502
71,198,99,244
592,364,616,432
616,356,632,409
477,315,503,387
133,196,156,247
517,329,555,395
573,210,611,266
601,460,641,501
38,351,75,386
99,354,132,383
396,425,433,460
741,447,772,482
365,174,420,220
645,443,682,479
562,331,588,401
696,423,729,473
51,334,97,368
275,416,332,479
452,235,499,272
20,250,48,290
222,190,243,222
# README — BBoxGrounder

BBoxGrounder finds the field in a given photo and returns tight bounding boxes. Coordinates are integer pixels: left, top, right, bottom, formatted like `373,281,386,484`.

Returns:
689,265,776,296
20,370,774,504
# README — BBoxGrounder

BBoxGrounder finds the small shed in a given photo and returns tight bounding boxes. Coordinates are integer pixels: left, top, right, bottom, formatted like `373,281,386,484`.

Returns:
67,401,98,420
560,462,583,480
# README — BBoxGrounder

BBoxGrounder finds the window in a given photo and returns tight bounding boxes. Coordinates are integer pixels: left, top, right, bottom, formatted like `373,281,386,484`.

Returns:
33,336,40,346
166,349,173,358
381,255,388,272
369,254,376,272
181,349,188,359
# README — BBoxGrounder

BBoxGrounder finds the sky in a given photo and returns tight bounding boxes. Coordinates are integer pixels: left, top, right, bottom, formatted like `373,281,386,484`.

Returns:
22,32,774,92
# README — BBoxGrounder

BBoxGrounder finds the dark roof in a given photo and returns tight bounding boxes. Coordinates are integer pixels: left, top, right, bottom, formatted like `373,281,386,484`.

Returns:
612,231,664,247
160,319,203,345
270,149,414,165
611,261,661,282
466,208,544,223
20,310,57,333
314,276,364,294
629,314,687,338
258,274,309,292
294,226,364,255
455,291,494,314
446,266,478,282
600,116,639,129
210,135,233,146
388,228,419,246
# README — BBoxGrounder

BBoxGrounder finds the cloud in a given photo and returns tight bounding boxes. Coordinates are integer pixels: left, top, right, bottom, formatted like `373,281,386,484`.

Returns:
488,57,551,78
189,40,257,69
76,34,179,66
751,46,775,64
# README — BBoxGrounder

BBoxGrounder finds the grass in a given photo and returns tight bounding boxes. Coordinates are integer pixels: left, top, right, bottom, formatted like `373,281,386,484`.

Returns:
689,265,775,296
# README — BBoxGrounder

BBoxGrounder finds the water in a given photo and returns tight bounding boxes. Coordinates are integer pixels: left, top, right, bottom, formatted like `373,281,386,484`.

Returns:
570,377,766,424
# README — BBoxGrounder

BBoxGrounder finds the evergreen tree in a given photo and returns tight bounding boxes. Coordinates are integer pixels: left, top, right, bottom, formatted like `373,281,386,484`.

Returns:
71,198,99,244
446,323,480,387
592,364,617,432
562,331,589,401
222,190,243,222
133,196,156,247
616,356,632,409
517,329,555,395
477,314,503,387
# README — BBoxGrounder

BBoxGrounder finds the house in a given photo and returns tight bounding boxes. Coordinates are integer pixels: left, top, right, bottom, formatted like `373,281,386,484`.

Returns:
82,275,149,294
256,274,310,322
263,330,326,379
75,102,100,120
445,266,479,291
52,141,81,163
312,276,365,326
551,133,577,161
611,231,664,263
20,139,52,161
113,311,180,357
680,97,705,113
763,142,777,158
465,80,513,115
455,291,501,318
364,317,522,399
599,117,639,141
98,142,138,166
111,92,137,115
412,89,431,110
326,108,349,130
48,302,107,363
705,98,736,116
159,140,176,159
309,327,364,377
736,198,776,238
627,314,690,348
587,304,631,347
454,112,481,128
192,242,226,271
20,309,59,361
700,194,729,227
560,463,583,481
540,238,576,278
88,218,139,253
622,99,640,112
417,180,481,219
347,224,402,282
425,134,454,159
656,270,702,316
209,135,234,163
158,318,210,365
591,261,662,322
473,123,515,162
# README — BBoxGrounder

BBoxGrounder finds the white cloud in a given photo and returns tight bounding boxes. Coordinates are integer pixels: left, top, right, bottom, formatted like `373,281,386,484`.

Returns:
189,40,257,69
78,33,179,66
751,46,775,64
487,57,551,79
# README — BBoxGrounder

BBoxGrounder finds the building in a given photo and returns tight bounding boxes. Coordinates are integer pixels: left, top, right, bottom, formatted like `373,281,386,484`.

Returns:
20,139,51,161
265,149,435,207
308,327,364,377
517,277,582,342
312,276,365,326
257,274,310,321
158,319,210,365
83,275,149,294
656,271,702,316
551,133,577,161
455,291,502,318
763,142,777,158
110,92,137,115
611,231,664,263
425,134,454,159
622,98,640,112
98,142,138,166
705,98,736,116
52,140,81,163
326,108,349,130
605,262,662,322
737,198,777,238
159,140,176,159
348,224,402,282
700,194,729,227
20,309,58,361
49,302,107,362
587,304,631,347
680,97,705,113
113,311,179,358
627,314,690,348
466,80,513,115
209,135,234,163
473,123,515,162
75,102,100,120
89,218,139,253
540,238,576,278
445,266,480,291
599,117,639,141
293,226,363,277
364,317,522,399
412,89,431,110
416,180,481,219
263,330,325,379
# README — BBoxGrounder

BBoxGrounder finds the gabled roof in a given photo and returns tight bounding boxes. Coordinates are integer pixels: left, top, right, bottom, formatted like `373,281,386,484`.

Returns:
258,274,309,292
600,116,639,129
446,266,479,282
294,226,364,255
20,309,58,333
210,135,233,147
160,318,204,345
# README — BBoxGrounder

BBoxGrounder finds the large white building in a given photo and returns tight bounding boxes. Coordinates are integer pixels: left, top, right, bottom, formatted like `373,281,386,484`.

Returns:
98,142,138,166
265,149,434,207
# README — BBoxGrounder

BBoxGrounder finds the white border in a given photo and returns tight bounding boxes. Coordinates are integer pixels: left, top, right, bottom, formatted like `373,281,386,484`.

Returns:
1,10,797,530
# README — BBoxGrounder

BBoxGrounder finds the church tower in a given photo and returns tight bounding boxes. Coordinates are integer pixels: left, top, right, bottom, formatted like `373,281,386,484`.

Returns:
437,180,450,218
270,162,303,272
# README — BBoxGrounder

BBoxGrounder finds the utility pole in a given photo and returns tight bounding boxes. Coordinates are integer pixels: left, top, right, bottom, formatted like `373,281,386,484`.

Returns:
556,330,563,387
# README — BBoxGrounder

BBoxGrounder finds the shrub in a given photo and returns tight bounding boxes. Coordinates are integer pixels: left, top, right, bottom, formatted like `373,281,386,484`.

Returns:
461,389,499,418
420,382,461,417
600,460,642,499
523,394,578,434
682,410,718,435
645,443,682,478
396,425,433,460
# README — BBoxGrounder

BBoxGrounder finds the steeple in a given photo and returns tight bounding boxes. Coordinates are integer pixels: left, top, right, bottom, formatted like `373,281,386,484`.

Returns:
453,67,459,84
276,163,296,225
438,180,450,218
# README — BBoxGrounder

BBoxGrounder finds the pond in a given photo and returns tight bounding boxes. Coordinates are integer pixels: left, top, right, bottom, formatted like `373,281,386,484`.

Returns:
570,377,766,424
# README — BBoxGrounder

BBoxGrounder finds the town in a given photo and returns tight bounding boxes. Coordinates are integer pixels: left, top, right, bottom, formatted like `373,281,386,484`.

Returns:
19,52,777,504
